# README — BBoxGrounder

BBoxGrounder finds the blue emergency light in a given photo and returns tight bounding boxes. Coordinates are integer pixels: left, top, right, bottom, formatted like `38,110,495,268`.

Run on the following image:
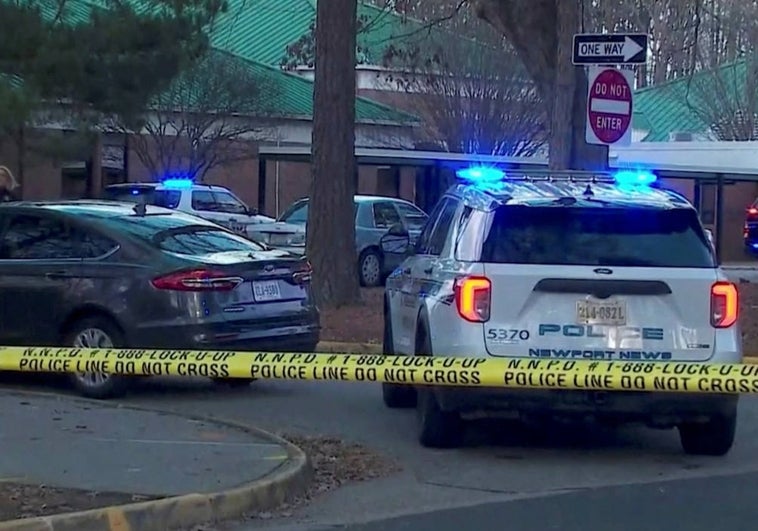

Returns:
455,166,506,184
455,165,658,189
161,178,194,189
613,170,657,187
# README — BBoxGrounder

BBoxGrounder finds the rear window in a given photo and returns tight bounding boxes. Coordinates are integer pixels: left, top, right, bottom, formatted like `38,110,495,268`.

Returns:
480,206,716,268
104,188,181,209
100,214,266,255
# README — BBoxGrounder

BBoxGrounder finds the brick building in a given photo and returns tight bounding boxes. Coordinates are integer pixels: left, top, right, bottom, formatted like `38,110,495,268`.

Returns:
3,0,758,261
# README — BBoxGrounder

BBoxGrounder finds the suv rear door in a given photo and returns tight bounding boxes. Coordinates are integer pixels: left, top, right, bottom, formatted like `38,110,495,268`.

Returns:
478,205,720,362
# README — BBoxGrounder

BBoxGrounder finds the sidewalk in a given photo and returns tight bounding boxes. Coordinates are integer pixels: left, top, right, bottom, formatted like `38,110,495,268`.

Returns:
0,390,309,528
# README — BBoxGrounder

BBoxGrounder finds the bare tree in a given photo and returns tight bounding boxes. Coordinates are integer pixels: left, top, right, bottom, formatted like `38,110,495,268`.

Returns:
124,50,278,182
383,36,547,156
671,0,758,140
475,0,608,170
677,56,758,141
307,0,361,308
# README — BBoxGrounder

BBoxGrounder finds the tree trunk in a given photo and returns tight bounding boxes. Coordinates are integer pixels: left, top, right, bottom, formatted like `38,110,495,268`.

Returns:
476,0,607,170
307,0,360,308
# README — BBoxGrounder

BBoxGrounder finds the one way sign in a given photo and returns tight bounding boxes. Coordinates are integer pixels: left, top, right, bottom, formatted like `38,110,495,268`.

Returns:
572,33,648,65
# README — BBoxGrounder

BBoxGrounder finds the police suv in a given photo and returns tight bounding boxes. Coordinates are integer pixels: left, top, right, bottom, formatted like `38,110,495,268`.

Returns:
381,167,741,456
103,180,305,252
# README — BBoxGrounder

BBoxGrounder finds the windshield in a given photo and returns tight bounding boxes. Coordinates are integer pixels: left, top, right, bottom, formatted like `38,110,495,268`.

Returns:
480,205,716,268
278,201,308,223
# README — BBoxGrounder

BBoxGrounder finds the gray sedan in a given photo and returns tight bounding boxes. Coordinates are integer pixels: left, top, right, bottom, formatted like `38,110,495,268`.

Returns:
0,200,319,399
278,195,428,286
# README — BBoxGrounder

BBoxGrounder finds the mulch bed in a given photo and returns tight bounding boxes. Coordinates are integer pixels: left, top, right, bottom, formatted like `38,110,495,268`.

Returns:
320,288,384,344
0,433,401,525
320,286,758,357
0,482,154,522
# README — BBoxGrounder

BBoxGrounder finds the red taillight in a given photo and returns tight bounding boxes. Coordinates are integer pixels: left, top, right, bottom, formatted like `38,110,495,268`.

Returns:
711,281,738,328
151,268,243,292
292,261,313,284
749,207,758,215
454,276,491,322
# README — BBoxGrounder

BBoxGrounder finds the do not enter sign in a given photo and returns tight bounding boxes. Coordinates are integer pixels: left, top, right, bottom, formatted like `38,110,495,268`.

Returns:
585,66,634,146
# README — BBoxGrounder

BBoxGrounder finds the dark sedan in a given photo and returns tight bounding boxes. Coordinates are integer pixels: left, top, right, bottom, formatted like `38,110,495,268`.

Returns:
0,200,320,398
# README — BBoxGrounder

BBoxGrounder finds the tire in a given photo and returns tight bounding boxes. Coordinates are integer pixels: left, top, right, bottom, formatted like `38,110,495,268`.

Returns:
359,248,383,287
415,332,464,448
63,316,130,400
381,302,416,409
678,413,737,456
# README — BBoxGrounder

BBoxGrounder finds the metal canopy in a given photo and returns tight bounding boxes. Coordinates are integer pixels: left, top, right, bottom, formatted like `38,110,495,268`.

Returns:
256,144,758,263
257,145,758,182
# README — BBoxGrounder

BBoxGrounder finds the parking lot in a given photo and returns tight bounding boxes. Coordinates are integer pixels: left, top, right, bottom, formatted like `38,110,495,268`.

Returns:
3,369,757,530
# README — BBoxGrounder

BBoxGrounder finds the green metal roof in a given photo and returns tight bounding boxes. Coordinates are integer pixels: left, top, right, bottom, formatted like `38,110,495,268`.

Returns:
210,0,316,65
633,60,753,141
208,0,430,67
158,48,416,123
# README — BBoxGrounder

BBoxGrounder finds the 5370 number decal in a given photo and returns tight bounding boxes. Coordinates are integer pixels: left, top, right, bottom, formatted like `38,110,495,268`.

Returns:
486,328,530,342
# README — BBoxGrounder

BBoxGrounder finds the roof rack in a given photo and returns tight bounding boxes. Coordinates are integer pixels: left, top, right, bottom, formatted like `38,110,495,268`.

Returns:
493,169,617,183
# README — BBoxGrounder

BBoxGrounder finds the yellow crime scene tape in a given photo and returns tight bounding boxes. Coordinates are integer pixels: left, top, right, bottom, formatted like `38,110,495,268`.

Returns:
2,345,758,394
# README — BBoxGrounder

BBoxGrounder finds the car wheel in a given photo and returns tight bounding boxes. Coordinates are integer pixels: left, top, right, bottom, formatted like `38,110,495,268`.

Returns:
359,249,383,287
415,332,463,448
678,413,737,456
64,316,130,400
382,301,416,409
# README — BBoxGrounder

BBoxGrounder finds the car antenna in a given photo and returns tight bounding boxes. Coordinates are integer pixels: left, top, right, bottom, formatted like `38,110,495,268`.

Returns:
133,195,147,217
583,183,594,197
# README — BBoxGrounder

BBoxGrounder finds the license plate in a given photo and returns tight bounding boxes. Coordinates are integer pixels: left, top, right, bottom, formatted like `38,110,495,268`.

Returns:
252,280,282,302
576,299,627,325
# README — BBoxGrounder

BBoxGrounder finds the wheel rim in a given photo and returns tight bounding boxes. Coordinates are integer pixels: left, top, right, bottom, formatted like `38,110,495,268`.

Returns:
73,328,113,387
361,253,381,285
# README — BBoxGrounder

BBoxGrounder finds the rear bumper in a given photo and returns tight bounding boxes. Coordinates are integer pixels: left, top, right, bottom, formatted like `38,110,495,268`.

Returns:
129,322,320,353
435,386,738,427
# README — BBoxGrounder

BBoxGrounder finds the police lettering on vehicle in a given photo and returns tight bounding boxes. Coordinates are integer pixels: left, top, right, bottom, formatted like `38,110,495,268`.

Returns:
538,324,664,340
527,348,673,360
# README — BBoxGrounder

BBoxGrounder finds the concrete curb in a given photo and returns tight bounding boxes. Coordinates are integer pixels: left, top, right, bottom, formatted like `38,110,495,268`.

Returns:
0,390,313,531
317,341,382,354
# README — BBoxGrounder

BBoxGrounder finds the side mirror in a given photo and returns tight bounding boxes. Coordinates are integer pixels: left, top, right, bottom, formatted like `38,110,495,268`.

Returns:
247,207,259,216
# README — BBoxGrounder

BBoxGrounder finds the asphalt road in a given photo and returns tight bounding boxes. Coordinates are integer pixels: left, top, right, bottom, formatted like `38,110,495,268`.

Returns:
339,471,758,531
3,370,758,529
91,377,758,529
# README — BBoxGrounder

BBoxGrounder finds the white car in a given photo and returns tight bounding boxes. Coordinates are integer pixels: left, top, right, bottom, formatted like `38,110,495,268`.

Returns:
382,167,741,456
103,180,305,252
